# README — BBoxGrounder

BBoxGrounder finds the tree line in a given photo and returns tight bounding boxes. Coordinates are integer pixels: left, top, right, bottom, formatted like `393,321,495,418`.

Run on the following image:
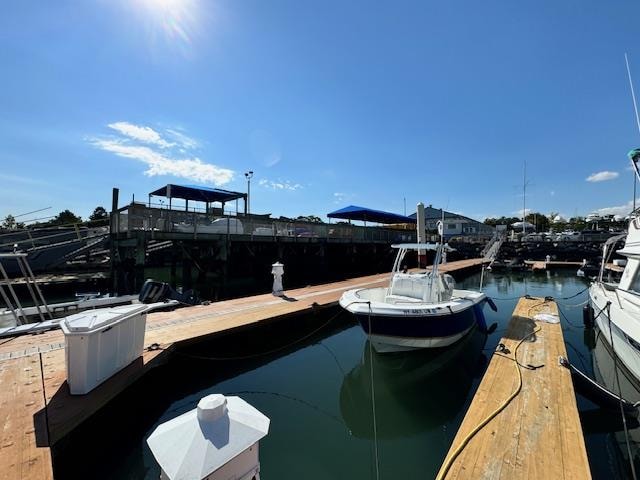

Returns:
1,206,109,230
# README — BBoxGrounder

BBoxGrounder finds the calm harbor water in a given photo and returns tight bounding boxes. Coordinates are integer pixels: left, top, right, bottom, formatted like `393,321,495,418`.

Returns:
54,269,638,479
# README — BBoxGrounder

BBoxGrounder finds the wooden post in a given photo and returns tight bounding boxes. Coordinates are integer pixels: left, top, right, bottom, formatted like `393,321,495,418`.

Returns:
110,188,119,293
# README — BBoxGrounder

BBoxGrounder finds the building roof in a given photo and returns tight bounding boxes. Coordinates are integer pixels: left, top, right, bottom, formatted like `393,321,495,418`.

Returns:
409,206,472,222
327,205,416,224
149,184,246,204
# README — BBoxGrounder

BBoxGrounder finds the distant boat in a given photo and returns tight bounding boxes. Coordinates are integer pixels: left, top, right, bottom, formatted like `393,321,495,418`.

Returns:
339,243,495,353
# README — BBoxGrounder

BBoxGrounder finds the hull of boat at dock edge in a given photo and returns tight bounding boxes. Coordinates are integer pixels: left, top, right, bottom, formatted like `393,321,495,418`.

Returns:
590,283,640,384
351,298,488,353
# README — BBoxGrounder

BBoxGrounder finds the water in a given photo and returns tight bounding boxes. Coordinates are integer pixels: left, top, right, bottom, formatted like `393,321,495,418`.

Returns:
53,270,635,479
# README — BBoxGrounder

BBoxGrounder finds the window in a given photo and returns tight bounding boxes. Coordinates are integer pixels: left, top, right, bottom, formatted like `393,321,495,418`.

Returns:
630,266,640,293
447,223,457,230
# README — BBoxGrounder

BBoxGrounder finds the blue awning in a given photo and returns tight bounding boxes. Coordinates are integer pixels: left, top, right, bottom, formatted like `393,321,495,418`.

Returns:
327,205,416,224
149,184,246,204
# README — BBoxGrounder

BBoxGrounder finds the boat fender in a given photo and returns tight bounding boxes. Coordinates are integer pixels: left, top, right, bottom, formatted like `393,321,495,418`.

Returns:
486,297,498,312
582,305,594,328
485,322,498,334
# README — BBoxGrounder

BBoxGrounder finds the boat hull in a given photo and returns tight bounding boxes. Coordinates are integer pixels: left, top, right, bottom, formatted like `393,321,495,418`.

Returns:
590,283,640,384
342,289,488,353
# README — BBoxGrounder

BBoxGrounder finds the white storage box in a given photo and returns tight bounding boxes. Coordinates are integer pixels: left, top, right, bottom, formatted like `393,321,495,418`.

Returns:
61,304,148,395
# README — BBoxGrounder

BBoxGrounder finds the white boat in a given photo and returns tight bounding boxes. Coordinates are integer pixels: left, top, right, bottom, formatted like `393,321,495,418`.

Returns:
0,292,138,330
589,148,640,383
339,243,495,353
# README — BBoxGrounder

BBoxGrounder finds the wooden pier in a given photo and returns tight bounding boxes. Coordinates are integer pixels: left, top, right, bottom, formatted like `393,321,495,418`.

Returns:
437,296,591,479
524,260,583,271
0,258,484,480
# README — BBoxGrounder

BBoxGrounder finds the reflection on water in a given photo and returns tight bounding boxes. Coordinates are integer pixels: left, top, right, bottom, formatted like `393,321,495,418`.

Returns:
340,329,487,439
53,270,637,479
590,329,640,477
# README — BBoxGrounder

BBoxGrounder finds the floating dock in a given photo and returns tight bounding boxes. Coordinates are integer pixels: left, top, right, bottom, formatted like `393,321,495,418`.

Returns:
437,296,591,479
524,260,583,271
0,258,484,480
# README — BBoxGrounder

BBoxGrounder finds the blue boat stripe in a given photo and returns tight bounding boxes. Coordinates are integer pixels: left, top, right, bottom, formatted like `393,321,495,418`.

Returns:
355,303,484,339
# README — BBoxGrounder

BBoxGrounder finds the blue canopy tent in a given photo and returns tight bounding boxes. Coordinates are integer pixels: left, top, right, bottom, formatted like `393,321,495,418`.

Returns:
327,205,416,225
149,184,247,214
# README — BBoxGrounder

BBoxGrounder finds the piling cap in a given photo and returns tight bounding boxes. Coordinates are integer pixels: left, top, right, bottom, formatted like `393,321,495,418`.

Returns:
197,394,228,423
147,394,270,480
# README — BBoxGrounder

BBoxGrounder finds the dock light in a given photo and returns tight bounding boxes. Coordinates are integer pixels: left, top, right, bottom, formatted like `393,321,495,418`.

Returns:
244,171,254,214
271,261,284,296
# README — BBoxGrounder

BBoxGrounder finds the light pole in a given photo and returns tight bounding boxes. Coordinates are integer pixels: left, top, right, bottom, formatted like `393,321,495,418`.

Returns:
245,170,254,214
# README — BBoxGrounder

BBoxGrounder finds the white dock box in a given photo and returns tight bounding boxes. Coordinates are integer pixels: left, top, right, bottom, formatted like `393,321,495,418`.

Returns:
61,304,148,395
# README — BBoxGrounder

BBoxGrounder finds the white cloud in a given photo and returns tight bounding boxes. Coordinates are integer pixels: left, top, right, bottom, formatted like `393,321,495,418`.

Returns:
333,192,355,204
258,178,302,191
586,171,619,182
165,128,199,150
593,199,639,217
91,138,233,185
108,122,174,149
91,122,234,185
264,153,281,167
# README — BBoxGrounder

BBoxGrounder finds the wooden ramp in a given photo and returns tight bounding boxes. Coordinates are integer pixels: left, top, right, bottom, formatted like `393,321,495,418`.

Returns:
0,258,484,480
437,296,591,480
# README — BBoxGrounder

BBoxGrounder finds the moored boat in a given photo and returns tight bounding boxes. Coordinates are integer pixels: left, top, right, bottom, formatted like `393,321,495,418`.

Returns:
589,148,640,383
339,243,495,353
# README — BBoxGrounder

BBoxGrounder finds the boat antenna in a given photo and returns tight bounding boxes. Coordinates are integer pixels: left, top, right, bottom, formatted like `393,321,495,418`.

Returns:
522,161,527,235
625,53,640,212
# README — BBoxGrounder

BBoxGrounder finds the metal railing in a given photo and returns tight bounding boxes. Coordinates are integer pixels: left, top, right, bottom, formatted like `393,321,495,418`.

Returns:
114,204,418,243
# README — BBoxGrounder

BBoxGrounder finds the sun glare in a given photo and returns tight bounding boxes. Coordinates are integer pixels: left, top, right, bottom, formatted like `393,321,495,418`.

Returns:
137,0,199,47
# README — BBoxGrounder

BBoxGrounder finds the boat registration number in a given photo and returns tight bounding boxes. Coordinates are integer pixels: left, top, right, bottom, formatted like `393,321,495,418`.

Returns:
402,309,438,315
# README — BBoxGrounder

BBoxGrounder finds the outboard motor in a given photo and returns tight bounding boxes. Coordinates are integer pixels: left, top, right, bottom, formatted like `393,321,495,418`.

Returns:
138,279,199,305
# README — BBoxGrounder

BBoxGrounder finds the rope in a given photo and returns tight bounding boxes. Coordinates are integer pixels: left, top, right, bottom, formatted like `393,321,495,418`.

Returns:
367,302,381,480
225,390,345,426
166,307,345,361
436,324,542,480
489,286,589,303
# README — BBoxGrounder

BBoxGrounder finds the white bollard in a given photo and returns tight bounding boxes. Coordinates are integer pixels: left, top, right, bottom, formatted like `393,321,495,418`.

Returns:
271,262,284,296
545,255,551,263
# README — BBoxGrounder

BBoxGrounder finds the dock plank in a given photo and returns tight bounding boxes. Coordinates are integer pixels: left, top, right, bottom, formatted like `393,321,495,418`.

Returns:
0,258,485,479
0,355,52,480
437,297,591,480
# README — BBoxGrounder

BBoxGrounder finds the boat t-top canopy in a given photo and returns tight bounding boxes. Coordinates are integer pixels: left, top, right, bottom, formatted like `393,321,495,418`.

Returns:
328,205,416,224
149,184,248,213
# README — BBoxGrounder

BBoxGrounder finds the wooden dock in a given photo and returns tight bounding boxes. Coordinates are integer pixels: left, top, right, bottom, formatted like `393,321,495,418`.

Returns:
0,258,484,480
525,260,583,271
437,296,591,479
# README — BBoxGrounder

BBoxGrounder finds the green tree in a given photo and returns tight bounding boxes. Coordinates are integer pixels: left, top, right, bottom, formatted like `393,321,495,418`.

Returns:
50,209,82,226
525,212,550,232
89,206,108,222
484,216,520,228
2,214,16,229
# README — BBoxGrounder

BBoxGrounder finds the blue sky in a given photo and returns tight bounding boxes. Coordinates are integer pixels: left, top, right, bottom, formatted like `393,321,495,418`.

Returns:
2,0,640,224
